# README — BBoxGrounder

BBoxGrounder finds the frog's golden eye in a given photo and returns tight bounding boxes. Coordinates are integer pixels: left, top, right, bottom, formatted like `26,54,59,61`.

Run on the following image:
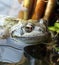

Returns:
25,23,34,33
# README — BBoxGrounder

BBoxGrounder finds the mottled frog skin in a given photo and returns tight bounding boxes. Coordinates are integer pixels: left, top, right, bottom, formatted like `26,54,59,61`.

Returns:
10,19,50,44
0,16,50,44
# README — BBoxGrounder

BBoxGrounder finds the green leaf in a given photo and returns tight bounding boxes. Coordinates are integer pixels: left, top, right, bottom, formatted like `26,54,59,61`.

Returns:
56,30,59,33
54,23,59,29
54,47,59,52
48,26,56,31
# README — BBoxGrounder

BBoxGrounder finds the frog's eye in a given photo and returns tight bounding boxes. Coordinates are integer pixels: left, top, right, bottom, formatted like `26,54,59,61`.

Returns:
25,23,34,33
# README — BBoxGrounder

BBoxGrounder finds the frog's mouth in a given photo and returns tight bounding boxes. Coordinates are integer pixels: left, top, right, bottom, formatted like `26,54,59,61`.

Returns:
0,15,50,43
10,19,50,43
10,21,46,38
